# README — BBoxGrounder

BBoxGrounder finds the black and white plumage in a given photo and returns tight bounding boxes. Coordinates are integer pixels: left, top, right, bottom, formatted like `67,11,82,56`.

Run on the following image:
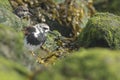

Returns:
23,23,50,52
14,6,31,19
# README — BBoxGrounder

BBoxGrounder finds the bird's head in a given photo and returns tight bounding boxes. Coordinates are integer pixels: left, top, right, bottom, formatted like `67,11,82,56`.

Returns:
35,23,57,36
34,23,50,34
14,6,32,18
22,23,54,37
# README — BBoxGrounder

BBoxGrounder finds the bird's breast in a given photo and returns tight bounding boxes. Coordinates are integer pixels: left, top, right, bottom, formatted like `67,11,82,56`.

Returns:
24,39,41,51
26,34,41,45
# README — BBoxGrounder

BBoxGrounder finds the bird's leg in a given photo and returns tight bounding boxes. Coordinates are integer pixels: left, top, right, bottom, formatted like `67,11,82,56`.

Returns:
33,46,51,64
29,51,36,57
41,46,50,54
36,57,45,64
29,50,45,64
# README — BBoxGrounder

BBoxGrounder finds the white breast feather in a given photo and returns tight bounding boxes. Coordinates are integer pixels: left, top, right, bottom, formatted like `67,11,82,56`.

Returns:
33,24,43,37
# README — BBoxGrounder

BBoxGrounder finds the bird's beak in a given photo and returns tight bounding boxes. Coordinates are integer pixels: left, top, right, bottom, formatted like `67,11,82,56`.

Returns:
48,31,56,35
28,12,33,16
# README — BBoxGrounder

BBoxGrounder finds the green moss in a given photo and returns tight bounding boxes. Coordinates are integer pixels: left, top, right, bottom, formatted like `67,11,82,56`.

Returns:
94,0,120,15
35,48,120,80
0,24,24,58
76,13,120,49
0,57,30,80
0,0,12,10
0,0,28,31
0,24,46,71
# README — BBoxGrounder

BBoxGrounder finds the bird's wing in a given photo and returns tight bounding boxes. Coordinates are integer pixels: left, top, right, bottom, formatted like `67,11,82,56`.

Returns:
36,33,46,44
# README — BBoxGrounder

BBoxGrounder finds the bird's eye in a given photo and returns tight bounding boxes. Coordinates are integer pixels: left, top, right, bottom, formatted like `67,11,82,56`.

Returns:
43,27,48,30
23,10,28,12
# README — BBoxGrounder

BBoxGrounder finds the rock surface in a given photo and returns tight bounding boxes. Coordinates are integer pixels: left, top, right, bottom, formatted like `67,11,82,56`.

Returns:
77,13,120,49
0,57,30,80
35,48,120,80
0,0,28,31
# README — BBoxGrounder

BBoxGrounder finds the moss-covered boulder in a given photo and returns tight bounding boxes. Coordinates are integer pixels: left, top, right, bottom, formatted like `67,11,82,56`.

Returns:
0,24,24,59
35,48,120,80
0,57,30,80
94,0,120,15
0,24,43,71
76,13,120,49
0,0,28,30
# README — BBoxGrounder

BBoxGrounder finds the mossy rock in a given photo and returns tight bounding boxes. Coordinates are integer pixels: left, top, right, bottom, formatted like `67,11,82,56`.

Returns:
35,48,120,80
0,0,28,30
0,57,30,80
0,24,24,59
0,24,42,71
76,13,120,49
94,0,120,15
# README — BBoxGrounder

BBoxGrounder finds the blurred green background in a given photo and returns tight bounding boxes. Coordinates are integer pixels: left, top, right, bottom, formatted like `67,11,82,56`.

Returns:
0,0,120,80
